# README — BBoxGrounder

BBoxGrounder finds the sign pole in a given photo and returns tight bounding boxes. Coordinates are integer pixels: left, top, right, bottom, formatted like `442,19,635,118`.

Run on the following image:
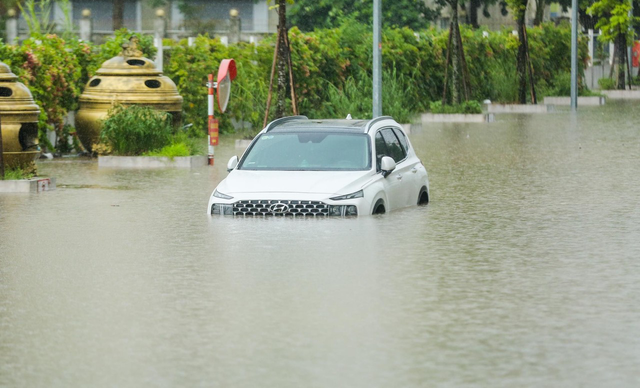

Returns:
570,0,578,111
207,60,234,166
207,74,218,166
0,116,5,179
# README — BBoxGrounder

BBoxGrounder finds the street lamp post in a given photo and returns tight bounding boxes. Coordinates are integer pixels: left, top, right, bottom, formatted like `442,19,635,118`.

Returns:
373,0,382,118
570,0,578,111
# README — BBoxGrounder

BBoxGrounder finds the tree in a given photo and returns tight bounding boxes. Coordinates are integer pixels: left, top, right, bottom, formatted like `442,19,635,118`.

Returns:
1,0,20,16
441,0,471,105
148,0,216,34
113,0,124,30
578,0,601,30
464,0,508,29
263,0,298,123
588,0,638,89
507,0,537,103
276,0,288,118
289,0,438,32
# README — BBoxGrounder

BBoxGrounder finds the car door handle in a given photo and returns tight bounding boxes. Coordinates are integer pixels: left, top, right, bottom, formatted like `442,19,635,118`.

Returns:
396,174,402,180
411,167,418,173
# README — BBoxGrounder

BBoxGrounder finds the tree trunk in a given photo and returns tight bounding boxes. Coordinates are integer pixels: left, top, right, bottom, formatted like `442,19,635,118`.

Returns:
578,10,598,32
516,13,528,104
113,0,124,30
615,33,626,89
534,0,544,26
450,2,461,105
523,26,537,103
468,0,480,29
275,0,288,118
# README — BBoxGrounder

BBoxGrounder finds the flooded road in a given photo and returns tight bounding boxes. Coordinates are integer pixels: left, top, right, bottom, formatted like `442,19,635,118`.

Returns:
1,102,640,387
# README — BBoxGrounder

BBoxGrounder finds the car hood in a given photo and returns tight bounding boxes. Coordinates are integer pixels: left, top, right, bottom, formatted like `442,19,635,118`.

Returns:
219,170,374,195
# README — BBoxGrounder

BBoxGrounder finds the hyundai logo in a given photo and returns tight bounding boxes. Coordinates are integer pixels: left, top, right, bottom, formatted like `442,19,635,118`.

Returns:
269,203,289,215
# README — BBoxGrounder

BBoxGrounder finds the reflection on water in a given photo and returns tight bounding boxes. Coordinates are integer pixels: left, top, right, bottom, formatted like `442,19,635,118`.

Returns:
1,102,640,387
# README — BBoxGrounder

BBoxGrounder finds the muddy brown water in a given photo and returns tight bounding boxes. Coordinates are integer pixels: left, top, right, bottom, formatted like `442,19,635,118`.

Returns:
1,102,639,387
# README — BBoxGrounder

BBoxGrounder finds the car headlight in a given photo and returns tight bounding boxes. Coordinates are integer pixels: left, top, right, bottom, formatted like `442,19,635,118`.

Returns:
213,190,234,200
330,190,363,201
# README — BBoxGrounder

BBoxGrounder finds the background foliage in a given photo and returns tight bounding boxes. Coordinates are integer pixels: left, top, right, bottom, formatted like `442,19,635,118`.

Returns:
0,21,588,145
288,0,439,31
0,33,84,149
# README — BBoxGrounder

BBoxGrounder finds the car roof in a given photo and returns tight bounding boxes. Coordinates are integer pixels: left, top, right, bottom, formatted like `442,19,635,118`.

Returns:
264,116,397,134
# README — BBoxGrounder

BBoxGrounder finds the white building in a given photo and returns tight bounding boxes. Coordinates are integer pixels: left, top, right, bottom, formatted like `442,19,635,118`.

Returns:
13,0,277,42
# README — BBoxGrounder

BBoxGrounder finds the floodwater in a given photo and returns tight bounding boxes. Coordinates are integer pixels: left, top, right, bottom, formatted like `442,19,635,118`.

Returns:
1,102,639,387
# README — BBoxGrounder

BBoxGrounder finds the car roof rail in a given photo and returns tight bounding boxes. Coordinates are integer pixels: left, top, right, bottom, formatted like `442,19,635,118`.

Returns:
264,115,309,132
364,116,393,133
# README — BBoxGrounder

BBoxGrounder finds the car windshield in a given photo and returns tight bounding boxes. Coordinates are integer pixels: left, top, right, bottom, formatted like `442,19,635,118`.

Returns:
239,132,371,171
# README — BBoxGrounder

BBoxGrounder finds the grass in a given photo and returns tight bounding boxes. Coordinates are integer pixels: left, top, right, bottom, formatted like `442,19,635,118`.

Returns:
144,142,191,159
1,166,36,180
142,133,203,159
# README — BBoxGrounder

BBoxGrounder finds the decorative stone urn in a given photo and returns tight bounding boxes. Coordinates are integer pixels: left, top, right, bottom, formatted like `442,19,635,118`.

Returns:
0,61,40,168
75,37,183,151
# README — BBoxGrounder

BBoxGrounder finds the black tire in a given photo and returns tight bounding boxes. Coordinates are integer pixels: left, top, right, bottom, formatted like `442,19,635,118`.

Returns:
373,199,386,214
418,187,429,205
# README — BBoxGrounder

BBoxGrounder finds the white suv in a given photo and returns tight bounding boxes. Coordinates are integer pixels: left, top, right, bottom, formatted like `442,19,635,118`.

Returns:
208,116,429,216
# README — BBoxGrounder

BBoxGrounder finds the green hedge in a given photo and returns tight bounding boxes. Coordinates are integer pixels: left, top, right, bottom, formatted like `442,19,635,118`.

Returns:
164,22,588,134
0,22,589,144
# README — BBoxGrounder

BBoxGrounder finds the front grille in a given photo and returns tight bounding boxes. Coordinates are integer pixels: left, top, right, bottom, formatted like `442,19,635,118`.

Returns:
233,200,329,217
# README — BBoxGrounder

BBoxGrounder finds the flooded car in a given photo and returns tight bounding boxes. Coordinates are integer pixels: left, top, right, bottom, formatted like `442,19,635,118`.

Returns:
208,116,429,216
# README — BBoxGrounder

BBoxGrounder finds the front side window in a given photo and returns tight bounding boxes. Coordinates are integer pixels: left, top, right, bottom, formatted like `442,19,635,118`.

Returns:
375,131,387,171
239,132,371,171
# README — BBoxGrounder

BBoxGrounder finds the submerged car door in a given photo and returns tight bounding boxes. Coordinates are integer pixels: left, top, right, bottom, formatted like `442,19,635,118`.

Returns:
376,128,410,210
391,127,423,205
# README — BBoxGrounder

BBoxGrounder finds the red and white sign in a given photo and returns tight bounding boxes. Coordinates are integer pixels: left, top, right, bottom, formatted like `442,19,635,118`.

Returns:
216,59,237,113
208,118,219,146
207,59,236,166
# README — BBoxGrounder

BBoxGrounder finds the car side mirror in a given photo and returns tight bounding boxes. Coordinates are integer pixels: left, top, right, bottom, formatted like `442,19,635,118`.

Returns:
227,155,238,172
380,156,396,177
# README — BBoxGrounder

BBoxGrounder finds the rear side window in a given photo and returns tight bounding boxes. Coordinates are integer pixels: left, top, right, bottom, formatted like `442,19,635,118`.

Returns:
380,128,406,162
392,128,409,154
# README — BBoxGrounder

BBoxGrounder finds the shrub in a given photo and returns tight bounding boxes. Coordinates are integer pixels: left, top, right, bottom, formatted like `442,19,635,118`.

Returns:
99,105,173,155
598,78,616,90
429,100,482,114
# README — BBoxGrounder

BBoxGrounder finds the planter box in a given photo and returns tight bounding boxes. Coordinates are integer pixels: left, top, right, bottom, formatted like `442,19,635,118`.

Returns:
98,156,207,168
543,96,606,106
600,90,640,99
0,177,56,193
422,113,495,123
486,104,554,113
